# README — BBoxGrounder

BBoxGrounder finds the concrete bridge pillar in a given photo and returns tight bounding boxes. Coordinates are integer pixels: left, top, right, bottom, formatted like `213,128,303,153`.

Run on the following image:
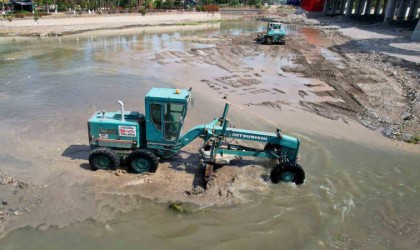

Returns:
412,20,420,40
365,0,374,14
324,0,332,14
333,0,341,13
340,0,348,14
382,0,389,15
356,0,367,15
374,0,382,15
382,0,388,10
396,0,410,20
384,0,398,22
346,0,356,15
355,0,361,14
407,0,420,20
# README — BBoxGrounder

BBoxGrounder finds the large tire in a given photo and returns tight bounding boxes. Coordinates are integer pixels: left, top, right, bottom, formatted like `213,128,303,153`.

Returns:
89,147,120,171
266,37,272,45
128,149,158,174
270,162,305,185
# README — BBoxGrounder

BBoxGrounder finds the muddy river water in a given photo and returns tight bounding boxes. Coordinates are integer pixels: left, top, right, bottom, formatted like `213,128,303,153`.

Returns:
0,21,419,249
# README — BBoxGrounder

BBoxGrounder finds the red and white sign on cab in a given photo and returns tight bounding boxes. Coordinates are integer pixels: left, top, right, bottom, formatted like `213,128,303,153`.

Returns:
118,125,136,137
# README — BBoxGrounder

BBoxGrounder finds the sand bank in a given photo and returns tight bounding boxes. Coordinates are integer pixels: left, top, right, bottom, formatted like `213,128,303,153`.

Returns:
0,12,221,36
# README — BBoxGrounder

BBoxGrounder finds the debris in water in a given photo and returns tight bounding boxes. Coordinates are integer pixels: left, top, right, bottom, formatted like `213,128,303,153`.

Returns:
168,202,203,214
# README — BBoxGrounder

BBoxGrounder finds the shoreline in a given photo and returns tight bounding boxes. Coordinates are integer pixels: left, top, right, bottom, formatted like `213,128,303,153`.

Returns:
0,12,222,37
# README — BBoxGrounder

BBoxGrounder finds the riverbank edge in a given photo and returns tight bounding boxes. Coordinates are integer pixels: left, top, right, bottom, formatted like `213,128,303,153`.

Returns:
0,12,222,37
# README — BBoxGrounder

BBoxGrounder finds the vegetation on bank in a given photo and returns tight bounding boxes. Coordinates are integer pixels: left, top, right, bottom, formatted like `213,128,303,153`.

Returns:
0,0,275,23
1,0,272,17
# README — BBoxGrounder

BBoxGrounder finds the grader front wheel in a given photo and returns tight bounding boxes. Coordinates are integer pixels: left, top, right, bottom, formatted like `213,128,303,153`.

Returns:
270,162,305,185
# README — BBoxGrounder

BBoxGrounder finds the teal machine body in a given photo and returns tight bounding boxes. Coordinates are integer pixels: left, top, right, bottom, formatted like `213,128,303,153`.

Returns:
87,87,305,185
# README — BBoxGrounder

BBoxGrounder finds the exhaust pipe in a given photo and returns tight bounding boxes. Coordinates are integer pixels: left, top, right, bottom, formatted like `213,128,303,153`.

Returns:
118,100,125,121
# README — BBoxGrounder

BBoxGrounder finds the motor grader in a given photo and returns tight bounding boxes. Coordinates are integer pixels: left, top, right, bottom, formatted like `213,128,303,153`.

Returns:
257,22,286,45
87,88,305,185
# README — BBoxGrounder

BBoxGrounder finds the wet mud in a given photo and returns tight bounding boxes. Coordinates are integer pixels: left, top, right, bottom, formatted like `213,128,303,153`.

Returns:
152,26,419,144
0,173,41,224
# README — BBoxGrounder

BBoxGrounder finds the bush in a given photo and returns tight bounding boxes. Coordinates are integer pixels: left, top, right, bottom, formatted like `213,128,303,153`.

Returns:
38,12,51,17
58,2,69,11
161,1,172,9
203,4,219,11
415,134,420,143
153,0,162,9
229,0,240,6
34,12,39,22
15,13,23,18
139,6,146,15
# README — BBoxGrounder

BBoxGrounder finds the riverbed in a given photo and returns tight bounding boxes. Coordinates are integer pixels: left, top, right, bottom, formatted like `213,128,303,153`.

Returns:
0,20,419,249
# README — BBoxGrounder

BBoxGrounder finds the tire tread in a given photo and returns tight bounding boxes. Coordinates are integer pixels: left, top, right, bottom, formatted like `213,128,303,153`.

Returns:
270,162,305,185
89,147,120,171
128,149,158,173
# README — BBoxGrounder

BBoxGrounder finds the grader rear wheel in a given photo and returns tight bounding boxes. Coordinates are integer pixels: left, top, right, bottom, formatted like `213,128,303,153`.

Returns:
270,162,305,185
89,147,120,171
128,149,158,173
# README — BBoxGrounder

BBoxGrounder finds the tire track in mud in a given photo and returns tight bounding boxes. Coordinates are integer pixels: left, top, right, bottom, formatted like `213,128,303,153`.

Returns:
153,30,419,142
284,30,419,141
284,46,367,118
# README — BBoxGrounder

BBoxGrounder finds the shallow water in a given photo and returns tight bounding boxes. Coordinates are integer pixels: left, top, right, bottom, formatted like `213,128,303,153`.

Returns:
2,136,419,249
0,20,419,249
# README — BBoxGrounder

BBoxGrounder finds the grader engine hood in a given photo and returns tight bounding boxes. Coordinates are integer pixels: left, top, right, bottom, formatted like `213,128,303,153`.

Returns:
88,110,143,149
268,29,286,36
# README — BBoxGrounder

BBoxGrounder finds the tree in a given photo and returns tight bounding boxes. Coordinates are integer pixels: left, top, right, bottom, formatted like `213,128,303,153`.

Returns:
153,0,161,9
1,0,7,13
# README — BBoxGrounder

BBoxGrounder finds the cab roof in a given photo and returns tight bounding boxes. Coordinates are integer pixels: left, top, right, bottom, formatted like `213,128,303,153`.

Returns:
145,88,190,102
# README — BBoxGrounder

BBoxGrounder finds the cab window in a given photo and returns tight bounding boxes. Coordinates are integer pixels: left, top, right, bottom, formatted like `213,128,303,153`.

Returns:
164,103,184,141
150,103,162,131
272,24,281,29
